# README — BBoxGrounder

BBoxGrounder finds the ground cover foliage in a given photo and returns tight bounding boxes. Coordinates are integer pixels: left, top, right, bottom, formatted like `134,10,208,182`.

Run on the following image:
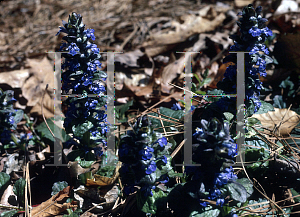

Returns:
1,0,300,216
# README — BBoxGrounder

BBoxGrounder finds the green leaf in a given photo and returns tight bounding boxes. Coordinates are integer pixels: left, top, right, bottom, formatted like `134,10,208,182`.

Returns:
0,210,18,217
225,182,248,203
137,189,168,214
137,190,156,214
35,117,71,142
0,172,10,192
189,208,220,217
273,95,286,109
12,110,23,130
290,188,300,203
168,170,183,178
245,138,270,150
51,181,68,196
235,178,253,198
78,172,93,185
246,117,260,126
191,83,197,92
115,100,133,123
96,165,116,177
194,73,202,84
72,121,93,138
13,178,26,206
195,90,206,95
245,148,265,162
75,156,95,168
223,112,234,122
255,101,274,114
63,208,83,217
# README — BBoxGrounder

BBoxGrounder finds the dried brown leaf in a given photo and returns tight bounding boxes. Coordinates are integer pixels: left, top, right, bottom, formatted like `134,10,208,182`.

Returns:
31,186,74,217
86,161,121,187
0,69,29,88
252,108,300,136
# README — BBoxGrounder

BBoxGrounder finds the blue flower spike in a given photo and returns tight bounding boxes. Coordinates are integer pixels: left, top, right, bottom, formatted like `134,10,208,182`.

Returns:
56,12,107,158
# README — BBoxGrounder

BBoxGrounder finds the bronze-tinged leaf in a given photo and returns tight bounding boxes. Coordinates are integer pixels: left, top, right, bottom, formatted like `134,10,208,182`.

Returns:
252,108,300,136
86,161,121,187
86,174,114,186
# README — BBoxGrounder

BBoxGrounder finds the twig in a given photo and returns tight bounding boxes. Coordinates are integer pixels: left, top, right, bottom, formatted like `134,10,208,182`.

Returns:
171,139,185,158
157,108,167,135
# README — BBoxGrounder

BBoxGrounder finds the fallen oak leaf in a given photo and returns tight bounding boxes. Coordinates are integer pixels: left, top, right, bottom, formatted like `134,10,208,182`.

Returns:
252,108,300,136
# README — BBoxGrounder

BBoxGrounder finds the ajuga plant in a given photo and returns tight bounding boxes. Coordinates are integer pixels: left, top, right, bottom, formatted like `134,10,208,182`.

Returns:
0,89,23,149
56,13,108,159
168,118,252,216
217,4,273,116
119,115,174,215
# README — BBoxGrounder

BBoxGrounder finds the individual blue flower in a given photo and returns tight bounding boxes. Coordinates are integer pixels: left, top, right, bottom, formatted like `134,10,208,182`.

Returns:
193,127,204,138
84,28,95,40
87,62,97,72
221,142,238,158
209,188,221,199
156,137,167,147
249,46,259,55
145,161,157,174
85,99,98,109
158,174,169,184
262,27,273,37
160,155,168,164
81,75,93,86
199,201,208,207
86,43,100,54
260,44,269,55
216,198,225,207
139,146,154,160
256,58,266,71
171,102,181,110
67,42,80,56
90,83,106,94
214,167,237,186
249,27,262,37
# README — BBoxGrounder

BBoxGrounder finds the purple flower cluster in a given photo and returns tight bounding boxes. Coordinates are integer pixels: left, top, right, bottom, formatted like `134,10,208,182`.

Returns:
189,118,238,207
119,116,172,197
0,90,23,145
56,12,107,157
218,4,273,114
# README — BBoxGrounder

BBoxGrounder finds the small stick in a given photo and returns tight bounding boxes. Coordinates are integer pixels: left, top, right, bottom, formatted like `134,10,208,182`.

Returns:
157,108,167,135
171,139,185,158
